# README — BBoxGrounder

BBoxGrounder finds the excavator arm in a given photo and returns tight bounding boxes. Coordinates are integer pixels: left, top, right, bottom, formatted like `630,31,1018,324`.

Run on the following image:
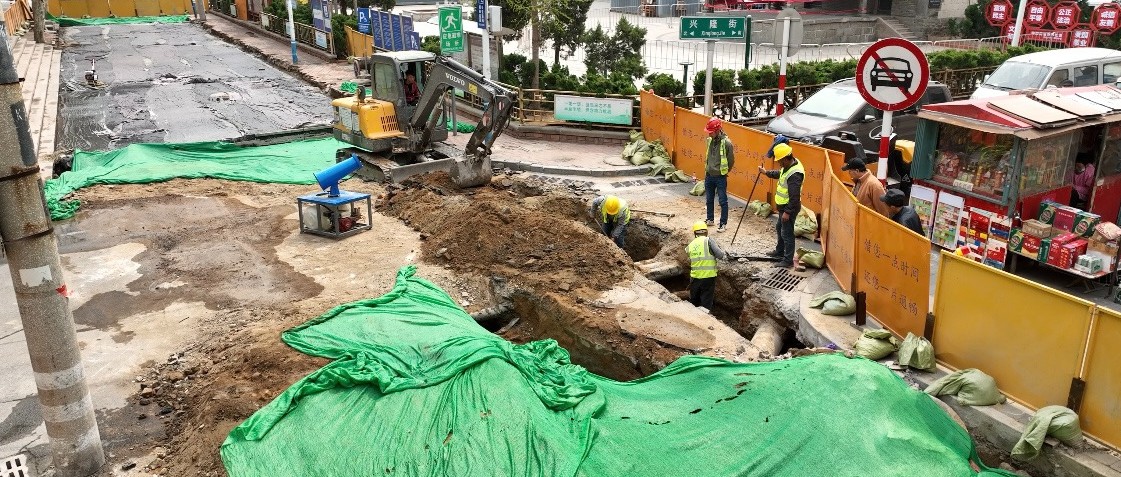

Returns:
410,56,517,162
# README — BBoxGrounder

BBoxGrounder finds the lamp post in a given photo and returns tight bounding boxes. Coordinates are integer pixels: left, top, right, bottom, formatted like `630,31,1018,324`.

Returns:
679,60,693,106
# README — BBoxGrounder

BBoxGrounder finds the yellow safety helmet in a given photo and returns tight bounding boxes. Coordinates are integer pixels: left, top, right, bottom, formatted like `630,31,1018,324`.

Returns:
772,143,793,160
604,195,621,215
692,221,708,233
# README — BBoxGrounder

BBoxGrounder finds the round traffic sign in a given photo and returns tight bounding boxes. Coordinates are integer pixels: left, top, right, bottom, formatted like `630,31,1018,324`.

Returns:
855,38,930,112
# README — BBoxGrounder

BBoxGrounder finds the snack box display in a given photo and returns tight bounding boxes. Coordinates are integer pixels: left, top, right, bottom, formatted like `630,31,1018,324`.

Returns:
1072,212,1100,238
1022,219,1053,238
1038,201,1060,224
1053,206,1079,232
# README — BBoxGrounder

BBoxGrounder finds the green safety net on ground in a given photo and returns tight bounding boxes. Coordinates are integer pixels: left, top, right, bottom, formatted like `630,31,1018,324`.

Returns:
45,138,343,221
47,13,190,26
221,265,1019,477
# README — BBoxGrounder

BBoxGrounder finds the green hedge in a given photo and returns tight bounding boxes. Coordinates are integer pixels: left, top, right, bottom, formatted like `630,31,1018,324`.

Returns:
692,44,1046,95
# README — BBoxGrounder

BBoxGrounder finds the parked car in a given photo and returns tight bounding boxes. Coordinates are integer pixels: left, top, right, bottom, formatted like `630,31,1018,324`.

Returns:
764,78,953,157
970,47,1121,99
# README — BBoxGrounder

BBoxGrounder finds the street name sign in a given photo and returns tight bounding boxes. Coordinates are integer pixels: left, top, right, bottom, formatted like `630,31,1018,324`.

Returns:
679,16,747,40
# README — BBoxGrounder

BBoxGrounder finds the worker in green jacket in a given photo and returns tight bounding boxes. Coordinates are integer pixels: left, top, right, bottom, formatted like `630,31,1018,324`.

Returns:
687,221,728,311
590,195,631,248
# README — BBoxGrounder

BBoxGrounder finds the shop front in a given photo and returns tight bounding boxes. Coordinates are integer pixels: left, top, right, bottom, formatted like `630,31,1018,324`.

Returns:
907,85,1121,284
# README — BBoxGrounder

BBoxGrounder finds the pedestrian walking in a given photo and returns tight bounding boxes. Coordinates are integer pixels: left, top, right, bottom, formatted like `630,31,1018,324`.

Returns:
703,118,735,232
759,143,804,268
687,221,728,311
880,189,925,236
841,158,890,216
590,195,631,248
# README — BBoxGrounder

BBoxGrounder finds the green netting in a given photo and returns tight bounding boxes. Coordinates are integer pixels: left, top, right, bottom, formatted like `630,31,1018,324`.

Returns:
220,265,1018,477
48,13,190,26
45,138,343,221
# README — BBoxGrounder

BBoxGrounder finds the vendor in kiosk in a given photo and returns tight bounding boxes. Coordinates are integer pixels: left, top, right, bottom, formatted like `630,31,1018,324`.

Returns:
1071,153,1096,211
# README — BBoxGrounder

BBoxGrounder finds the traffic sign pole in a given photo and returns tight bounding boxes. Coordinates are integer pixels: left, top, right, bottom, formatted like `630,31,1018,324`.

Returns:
704,39,715,116
1011,0,1029,46
286,0,298,64
877,109,893,181
776,16,790,115
480,0,490,79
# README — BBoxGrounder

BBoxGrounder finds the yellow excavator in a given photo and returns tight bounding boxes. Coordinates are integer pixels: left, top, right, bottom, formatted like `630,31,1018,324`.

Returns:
331,51,517,187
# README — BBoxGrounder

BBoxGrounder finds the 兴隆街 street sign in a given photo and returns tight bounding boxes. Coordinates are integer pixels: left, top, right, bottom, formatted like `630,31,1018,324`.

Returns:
679,16,747,40
855,37,930,112
439,7,464,53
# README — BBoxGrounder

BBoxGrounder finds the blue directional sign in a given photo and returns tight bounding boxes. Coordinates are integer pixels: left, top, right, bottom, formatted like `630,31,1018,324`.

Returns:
390,14,404,51
409,31,421,50
372,10,384,48
476,0,487,29
379,11,393,50
357,8,370,34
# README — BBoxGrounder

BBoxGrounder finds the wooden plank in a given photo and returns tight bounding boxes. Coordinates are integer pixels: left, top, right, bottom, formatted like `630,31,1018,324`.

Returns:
58,0,90,17
27,45,53,156
38,49,62,178
134,0,160,16
108,0,137,17
87,0,112,17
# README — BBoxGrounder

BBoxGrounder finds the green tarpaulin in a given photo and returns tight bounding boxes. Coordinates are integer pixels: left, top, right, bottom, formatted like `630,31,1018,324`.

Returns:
48,13,190,26
221,266,1017,477
45,138,343,221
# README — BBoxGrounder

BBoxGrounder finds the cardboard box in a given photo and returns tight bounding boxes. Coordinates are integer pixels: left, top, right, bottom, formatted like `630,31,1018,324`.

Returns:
1052,232,1079,246
1022,219,1053,238
1075,254,1104,274
1049,245,1074,268
1088,238,1119,257
1065,239,1089,257
1023,234,1042,259
1038,238,1052,263
1087,251,1117,272
1038,201,1060,224
1053,206,1079,232
1072,212,1101,238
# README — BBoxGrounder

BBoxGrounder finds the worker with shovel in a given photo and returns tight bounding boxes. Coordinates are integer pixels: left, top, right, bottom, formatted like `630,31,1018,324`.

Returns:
758,143,804,269
590,195,631,248
687,221,728,311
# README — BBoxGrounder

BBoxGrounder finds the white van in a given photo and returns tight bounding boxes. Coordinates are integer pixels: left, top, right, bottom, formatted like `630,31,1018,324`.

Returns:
970,48,1121,99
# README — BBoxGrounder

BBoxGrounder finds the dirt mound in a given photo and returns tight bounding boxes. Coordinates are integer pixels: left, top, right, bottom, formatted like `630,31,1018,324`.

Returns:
381,172,631,293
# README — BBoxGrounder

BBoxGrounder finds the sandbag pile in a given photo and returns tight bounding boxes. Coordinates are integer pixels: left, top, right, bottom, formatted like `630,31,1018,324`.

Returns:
623,131,689,183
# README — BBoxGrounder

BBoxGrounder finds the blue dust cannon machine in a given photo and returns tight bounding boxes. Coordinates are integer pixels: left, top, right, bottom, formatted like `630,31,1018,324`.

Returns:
297,155,373,239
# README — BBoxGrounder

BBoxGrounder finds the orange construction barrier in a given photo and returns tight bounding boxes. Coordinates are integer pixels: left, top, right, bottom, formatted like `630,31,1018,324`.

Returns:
825,173,857,291
671,107,709,182
855,204,931,338
1079,307,1121,452
639,90,675,159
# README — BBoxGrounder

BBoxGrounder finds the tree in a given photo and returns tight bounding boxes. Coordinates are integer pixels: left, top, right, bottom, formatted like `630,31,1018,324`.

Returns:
642,73,685,97
541,0,593,66
421,35,441,55
489,0,533,38
583,18,647,81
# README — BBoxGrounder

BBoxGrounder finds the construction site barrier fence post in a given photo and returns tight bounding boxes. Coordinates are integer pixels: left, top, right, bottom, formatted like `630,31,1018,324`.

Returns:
1078,306,1121,451
932,251,1093,411
854,204,931,339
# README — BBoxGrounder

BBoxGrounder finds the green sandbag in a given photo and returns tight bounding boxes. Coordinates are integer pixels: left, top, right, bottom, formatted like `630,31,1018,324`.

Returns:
629,130,644,142
690,181,705,196
794,206,818,240
809,290,856,316
622,143,638,159
649,163,675,176
1012,406,1083,460
853,329,899,360
649,154,671,166
748,200,772,218
631,152,651,166
667,170,690,183
796,247,825,269
898,333,936,371
925,369,1006,406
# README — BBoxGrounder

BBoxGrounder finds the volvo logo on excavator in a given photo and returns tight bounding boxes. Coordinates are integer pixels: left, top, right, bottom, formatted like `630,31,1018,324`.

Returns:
444,72,467,90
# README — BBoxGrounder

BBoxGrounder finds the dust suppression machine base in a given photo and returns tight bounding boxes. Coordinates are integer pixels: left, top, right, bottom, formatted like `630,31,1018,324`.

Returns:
297,191,373,239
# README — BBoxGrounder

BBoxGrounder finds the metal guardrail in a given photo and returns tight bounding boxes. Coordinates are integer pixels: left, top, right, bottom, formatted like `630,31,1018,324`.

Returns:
256,12,333,55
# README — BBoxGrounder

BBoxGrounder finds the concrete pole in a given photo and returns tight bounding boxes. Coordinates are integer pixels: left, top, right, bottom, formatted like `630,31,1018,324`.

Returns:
703,39,714,116
32,0,44,43
1010,0,1028,46
286,0,299,64
0,32,105,477
877,109,893,182
480,0,490,79
776,16,790,115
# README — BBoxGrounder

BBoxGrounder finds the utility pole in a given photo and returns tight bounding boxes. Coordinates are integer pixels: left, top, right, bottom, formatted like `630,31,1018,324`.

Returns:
286,0,299,64
0,31,105,477
33,0,44,43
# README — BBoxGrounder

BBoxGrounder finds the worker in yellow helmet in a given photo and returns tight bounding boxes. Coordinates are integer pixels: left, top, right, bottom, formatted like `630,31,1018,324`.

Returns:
590,194,631,247
687,221,728,311
758,142,804,268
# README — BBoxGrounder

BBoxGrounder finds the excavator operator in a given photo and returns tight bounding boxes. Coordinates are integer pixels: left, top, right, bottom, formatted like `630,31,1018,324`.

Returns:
404,72,421,106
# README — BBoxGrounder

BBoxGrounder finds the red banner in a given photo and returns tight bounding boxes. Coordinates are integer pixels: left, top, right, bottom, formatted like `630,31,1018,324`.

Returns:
1051,1,1081,30
1025,27,1070,44
1070,24,1096,47
1093,2,1121,33
1003,22,1021,41
1025,0,1050,28
987,0,1013,26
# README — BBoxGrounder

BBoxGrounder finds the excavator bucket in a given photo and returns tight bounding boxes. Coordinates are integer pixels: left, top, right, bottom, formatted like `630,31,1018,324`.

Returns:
449,155,492,188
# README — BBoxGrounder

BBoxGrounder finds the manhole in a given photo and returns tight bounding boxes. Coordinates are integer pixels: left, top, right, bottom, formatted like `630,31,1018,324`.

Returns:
2,454,32,477
759,268,806,292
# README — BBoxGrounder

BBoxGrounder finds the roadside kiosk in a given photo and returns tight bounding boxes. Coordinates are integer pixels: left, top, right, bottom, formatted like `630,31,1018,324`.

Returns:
907,85,1121,288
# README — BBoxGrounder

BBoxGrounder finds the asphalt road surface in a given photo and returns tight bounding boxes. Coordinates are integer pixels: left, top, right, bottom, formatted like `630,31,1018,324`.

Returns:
57,22,333,151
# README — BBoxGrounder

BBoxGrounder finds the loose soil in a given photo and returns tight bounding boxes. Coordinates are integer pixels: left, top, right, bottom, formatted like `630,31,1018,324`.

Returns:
65,172,730,476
